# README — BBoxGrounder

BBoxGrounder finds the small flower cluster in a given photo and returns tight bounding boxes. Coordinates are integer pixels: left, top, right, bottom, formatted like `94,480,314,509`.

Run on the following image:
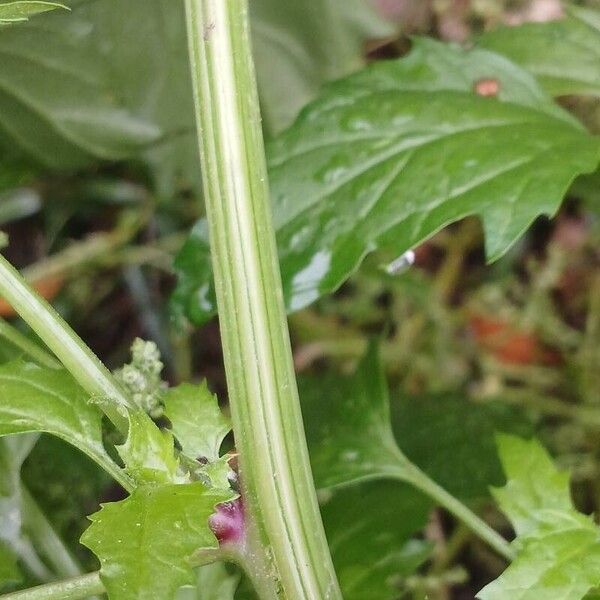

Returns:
114,338,165,418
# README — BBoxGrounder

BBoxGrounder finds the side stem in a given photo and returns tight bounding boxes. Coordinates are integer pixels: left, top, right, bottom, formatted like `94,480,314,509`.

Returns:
184,1,341,598
0,573,104,600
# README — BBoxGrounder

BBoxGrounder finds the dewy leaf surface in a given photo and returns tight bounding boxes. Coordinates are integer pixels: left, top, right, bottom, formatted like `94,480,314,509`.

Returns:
478,7,600,98
164,382,231,463
0,1,65,23
0,361,117,472
478,435,600,600
81,483,234,600
173,38,600,325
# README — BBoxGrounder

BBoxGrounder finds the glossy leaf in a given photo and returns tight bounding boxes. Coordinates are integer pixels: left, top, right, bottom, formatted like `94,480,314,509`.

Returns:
0,1,65,23
478,435,600,600
301,343,409,489
0,8,159,168
117,410,182,485
173,37,600,324
81,483,234,600
322,481,432,600
478,7,600,98
251,0,392,133
164,382,231,463
0,362,118,471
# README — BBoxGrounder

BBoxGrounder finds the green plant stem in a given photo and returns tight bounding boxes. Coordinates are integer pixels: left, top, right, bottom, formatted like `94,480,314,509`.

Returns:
0,318,60,369
184,1,341,598
20,483,83,580
399,463,515,561
0,255,131,432
0,573,104,600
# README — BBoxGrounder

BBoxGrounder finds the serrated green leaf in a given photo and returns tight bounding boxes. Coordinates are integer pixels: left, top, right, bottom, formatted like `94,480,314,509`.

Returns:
164,382,230,463
0,7,159,169
0,362,118,472
322,481,432,600
478,435,600,600
301,343,408,489
478,7,600,98
173,37,600,325
0,1,65,23
81,483,234,600
117,410,182,485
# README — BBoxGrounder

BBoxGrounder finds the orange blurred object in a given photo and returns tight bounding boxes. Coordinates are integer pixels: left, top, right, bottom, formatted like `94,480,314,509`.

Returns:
0,275,64,318
469,314,562,366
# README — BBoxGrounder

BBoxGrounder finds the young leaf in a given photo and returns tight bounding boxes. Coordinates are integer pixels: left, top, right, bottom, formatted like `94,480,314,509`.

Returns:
0,362,119,472
322,481,432,600
116,410,182,485
173,37,600,324
478,435,600,600
164,382,231,463
478,7,600,98
0,1,65,23
81,483,234,600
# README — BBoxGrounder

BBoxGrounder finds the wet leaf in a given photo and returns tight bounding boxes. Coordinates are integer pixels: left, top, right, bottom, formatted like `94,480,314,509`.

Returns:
478,435,600,600
479,7,600,98
82,483,234,600
173,38,600,324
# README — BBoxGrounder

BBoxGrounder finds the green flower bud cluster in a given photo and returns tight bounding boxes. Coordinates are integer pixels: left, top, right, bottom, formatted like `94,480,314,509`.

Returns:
114,338,165,418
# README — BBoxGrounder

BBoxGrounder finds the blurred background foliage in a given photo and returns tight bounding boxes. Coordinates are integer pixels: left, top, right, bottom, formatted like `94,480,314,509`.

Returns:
1,0,600,598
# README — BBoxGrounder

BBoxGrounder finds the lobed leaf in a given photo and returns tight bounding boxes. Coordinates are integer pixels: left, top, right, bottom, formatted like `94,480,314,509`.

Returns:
478,435,600,600
173,38,600,325
82,483,234,600
164,382,231,463
478,7,600,98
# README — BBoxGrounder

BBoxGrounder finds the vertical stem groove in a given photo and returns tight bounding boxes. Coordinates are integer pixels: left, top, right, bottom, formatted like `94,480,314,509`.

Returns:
184,2,341,598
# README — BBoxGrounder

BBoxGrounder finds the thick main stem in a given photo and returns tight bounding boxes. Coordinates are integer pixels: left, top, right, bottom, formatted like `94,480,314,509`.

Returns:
184,2,341,599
